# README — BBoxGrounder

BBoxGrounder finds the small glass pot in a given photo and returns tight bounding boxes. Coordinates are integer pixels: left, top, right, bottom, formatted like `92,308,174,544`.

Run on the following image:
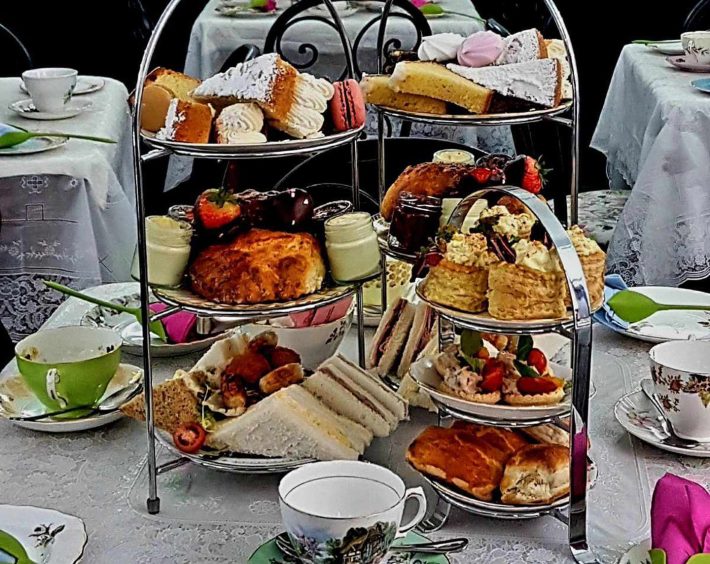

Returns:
324,212,381,282
433,149,475,165
131,216,192,288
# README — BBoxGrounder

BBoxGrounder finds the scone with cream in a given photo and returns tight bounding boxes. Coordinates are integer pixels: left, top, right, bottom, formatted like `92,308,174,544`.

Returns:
565,226,605,309
422,232,500,313
478,204,536,240
488,239,566,320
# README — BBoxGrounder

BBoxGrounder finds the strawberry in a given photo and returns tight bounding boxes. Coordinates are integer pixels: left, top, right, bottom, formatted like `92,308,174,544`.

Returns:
194,188,241,231
517,376,559,395
480,358,505,392
471,167,493,185
520,156,550,195
526,348,548,375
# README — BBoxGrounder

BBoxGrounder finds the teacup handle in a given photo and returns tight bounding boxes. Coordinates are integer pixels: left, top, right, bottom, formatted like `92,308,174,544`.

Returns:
396,487,427,538
45,368,69,408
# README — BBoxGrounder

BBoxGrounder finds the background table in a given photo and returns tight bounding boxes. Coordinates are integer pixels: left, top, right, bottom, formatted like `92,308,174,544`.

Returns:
0,78,136,341
591,44,710,286
1,283,707,563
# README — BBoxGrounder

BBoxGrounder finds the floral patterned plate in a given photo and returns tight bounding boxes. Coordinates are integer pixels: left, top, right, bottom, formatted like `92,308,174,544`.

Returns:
248,531,449,563
0,505,86,564
614,388,710,457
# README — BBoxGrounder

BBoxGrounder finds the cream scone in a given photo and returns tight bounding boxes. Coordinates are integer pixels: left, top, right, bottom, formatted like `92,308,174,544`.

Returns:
488,239,566,320
269,73,334,139
215,103,267,144
422,232,500,313
478,205,536,240
565,226,606,309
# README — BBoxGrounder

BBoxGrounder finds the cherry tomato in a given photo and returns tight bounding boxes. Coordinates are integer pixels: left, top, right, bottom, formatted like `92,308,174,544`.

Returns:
517,376,559,395
172,422,207,454
480,358,504,392
526,348,548,375
476,347,490,360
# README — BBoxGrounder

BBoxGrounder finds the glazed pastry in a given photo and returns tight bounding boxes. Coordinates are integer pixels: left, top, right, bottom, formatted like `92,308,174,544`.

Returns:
422,233,500,313
157,99,212,143
565,226,606,309
215,103,267,144
330,79,366,131
496,28,548,65
417,33,465,62
499,444,569,505
360,74,447,115
388,192,442,254
487,239,566,320
478,205,536,239
457,31,505,68
390,61,493,114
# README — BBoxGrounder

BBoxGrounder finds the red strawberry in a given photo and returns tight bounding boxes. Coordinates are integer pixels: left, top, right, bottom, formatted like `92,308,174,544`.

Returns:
520,156,549,195
526,348,548,375
517,376,559,395
480,358,505,392
194,188,241,231
471,167,493,185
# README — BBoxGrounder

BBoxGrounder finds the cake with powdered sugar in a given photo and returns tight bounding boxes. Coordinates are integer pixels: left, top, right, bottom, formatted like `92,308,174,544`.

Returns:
447,59,562,109
157,99,212,143
191,53,298,123
496,29,547,65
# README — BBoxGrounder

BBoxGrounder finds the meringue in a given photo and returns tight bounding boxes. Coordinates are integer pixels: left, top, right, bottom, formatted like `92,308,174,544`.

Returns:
417,33,464,62
456,31,505,67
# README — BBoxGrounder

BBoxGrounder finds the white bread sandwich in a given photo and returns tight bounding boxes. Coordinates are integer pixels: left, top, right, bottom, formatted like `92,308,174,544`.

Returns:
208,385,370,461
397,303,438,379
368,297,416,376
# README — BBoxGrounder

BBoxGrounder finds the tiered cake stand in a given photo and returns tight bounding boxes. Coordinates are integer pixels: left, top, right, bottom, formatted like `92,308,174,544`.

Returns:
130,0,370,516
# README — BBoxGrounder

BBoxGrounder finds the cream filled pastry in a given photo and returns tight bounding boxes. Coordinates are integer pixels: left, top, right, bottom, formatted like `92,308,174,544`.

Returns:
565,226,605,308
479,205,535,239
457,31,505,68
513,239,561,272
215,102,267,144
445,232,499,268
417,33,465,62
269,73,333,138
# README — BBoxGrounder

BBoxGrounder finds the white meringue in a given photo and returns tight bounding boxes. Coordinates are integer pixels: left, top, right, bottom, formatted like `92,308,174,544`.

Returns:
417,33,465,62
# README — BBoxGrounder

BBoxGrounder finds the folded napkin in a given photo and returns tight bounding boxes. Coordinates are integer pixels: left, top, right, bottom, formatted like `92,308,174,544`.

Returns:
651,473,710,564
592,274,630,329
149,303,197,344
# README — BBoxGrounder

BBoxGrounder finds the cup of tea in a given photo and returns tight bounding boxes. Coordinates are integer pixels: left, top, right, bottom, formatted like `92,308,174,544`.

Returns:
21,68,78,113
279,460,427,564
682,31,710,65
649,340,710,442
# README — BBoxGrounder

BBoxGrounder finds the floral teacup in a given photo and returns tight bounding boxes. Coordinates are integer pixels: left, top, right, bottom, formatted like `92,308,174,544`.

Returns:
279,460,427,564
650,340,710,442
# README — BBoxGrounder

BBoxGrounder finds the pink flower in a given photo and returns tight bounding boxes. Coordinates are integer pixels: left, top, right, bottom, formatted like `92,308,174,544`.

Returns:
250,0,277,12
410,0,429,7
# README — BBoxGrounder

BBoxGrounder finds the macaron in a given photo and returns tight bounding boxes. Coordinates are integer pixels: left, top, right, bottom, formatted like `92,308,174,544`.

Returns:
330,79,366,132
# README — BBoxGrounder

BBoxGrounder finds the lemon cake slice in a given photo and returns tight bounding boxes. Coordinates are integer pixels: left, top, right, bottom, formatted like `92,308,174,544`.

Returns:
360,74,447,115
390,61,493,114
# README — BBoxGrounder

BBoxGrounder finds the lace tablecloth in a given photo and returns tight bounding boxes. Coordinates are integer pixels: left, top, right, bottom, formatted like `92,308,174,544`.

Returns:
1,283,707,563
0,78,136,341
591,44,710,286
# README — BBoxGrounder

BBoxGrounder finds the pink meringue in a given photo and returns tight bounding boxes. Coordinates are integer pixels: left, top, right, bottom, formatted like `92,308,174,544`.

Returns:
456,31,505,68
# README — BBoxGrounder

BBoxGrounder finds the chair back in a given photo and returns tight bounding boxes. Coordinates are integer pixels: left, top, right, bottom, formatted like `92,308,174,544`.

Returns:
264,0,431,80
684,0,710,31
0,24,32,76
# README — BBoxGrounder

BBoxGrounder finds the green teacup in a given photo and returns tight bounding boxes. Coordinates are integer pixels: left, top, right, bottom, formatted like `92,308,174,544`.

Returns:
15,326,122,419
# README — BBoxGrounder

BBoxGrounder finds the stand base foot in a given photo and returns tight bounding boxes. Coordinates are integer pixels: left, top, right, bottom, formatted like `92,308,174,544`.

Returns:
416,497,451,533
147,497,160,514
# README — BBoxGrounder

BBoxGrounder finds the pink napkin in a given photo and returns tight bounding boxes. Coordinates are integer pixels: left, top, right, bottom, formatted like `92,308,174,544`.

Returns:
651,473,710,564
288,296,354,328
149,303,197,344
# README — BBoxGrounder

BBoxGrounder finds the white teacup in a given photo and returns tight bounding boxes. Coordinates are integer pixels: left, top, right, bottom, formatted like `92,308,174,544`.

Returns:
279,461,427,564
682,31,710,65
650,340,710,442
21,68,78,113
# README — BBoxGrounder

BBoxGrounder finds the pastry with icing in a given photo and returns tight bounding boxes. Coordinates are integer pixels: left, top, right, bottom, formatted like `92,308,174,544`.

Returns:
496,28,548,65
157,99,213,143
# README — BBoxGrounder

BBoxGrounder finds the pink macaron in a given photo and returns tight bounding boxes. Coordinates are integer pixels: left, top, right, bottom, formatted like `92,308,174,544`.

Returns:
330,79,366,132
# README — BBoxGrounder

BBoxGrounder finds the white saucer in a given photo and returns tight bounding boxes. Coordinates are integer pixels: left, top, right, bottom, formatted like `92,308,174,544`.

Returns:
20,76,105,96
614,386,710,457
0,363,142,433
9,99,93,120
0,135,68,156
667,55,710,72
618,539,651,564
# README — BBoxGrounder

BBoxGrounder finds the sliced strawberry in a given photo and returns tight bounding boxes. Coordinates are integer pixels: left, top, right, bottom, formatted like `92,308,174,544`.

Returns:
517,376,559,395
471,167,493,185
480,358,504,392
195,188,241,231
526,348,548,375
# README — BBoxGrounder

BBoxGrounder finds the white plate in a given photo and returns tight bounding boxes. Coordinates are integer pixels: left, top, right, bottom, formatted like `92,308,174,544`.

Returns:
0,135,68,155
0,505,86,564
618,539,652,564
80,292,226,357
614,387,710,457
649,41,684,55
20,76,105,96
410,356,572,422
9,99,94,120
310,3,360,17
0,363,142,433
215,4,278,16
666,55,710,72
602,286,710,343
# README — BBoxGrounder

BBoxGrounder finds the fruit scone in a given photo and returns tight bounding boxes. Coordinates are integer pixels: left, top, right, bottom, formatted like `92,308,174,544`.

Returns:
487,239,566,320
565,226,606,309
497,336,565,406
422,232,500,313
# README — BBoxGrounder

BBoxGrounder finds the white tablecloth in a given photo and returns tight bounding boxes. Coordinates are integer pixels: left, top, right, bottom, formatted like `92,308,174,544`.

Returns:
591,45,710,286
0,78,136,340
0,283,707,563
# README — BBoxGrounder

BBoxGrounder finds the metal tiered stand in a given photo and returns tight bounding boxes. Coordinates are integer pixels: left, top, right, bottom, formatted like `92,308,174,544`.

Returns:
130,0,370,517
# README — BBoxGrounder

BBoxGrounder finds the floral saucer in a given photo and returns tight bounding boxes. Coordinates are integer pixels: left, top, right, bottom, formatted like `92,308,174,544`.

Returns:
0,505,86,564
248,531,449,563
614,387,710,457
